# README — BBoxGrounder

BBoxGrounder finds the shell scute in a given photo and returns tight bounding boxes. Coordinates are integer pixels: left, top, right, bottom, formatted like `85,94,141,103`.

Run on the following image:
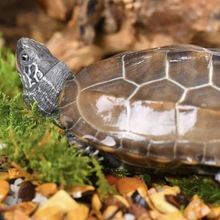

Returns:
120,138,150,156
129,100,177,140
182,86,220,110
77,79,136,132
205,142,220,166
59,76,77,106
79,90,128,132
212,54,220,87
130,79,184,103
148,141,176,162
59,102,80,129
94,132,119,148
70,118,98,141
75,57,122,90
177,105,220,141
174,141,204,164
168,51,210,88
123,51,166,84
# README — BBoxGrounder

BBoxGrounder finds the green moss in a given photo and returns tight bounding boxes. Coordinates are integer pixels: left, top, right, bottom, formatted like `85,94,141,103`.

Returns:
0,47,21,97
0,94,92,186
166,175,220,205
91,157,116,196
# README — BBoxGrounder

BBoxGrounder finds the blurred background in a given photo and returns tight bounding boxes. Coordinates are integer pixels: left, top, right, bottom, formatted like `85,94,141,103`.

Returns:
1,0,220,72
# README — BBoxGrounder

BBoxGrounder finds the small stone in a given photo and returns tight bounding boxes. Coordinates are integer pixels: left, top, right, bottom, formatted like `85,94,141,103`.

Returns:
113,195,130,208
150,210,184,220
3,202,38,219
8,168,22,179
35,183,58,197
0,172,9,180
33,190,78,219
165,194,181,209
105,174,120,185
15,201,38,215
131,190,149,209
67,184,95,199
128,199,151,220
159,186,180,194
184,195,211,220
91,193,102,218
102,205,122,219
18,181,36,202
33,205,64,220
67,204,89,220
13,201,38,216
165,211,184,220
149,188,179,214
0,203,8,212
32,193,48,207
0,180,10,202
116,177,148,197
208,205,220,219
4,209,31,220
124,213,136,220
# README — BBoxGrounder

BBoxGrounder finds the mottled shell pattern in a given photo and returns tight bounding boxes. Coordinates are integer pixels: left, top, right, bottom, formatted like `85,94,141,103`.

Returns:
59,45,220,169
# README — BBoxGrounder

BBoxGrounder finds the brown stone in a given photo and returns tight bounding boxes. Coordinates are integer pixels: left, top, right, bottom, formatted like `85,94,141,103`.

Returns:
116,177,148,197
184,195,211,220
33,190,78,219
3,209,31,220
35,183,58,197
0,180,10,202
67,204,90,220
149,187,180,214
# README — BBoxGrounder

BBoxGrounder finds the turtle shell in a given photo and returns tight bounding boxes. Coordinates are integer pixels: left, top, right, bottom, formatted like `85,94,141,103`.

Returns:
58,45,220,169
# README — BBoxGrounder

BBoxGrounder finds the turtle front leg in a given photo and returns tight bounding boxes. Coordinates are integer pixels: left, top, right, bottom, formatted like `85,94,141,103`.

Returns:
65,130,100,157
65,130,122,168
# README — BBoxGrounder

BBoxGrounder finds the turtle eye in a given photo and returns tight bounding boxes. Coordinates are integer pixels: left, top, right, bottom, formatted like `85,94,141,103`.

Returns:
22,53,29,62
20,50,33,65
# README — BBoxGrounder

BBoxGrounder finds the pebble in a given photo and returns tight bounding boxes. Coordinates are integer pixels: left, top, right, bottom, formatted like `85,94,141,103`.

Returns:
4,209,31,220
149,187,180,214
32,193,48,207
3,201,38,220
0,180,9,202
67,204,90,220
35,182,58,197
34,205,65,220
0,173,219,220
18,181,36,201
124,213,136,220
103,205,123,219
33,189,78,219
113,195,130,208
0,172,9,180
67,184,95,198
91,193,102,218
116,177,148,197
4,178,23,206
207,205,220,219
184,195,211,220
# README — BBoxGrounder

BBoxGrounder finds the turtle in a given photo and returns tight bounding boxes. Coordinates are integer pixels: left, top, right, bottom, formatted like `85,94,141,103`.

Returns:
16,38,220,179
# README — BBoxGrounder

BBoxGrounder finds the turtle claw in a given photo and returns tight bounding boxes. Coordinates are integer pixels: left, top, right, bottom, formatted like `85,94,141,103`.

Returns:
66,131,121,168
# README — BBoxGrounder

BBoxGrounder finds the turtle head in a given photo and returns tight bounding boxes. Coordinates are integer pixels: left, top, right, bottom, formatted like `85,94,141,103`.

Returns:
16,38,72,117
16,37,59,91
